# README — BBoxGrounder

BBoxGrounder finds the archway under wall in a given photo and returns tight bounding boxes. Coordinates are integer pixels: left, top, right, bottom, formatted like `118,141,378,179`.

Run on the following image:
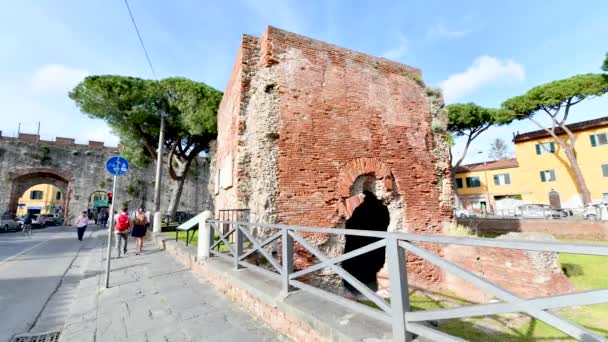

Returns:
7,169,71,222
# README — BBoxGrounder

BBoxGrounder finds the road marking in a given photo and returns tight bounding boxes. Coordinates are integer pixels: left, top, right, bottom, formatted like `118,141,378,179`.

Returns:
0,240,49,264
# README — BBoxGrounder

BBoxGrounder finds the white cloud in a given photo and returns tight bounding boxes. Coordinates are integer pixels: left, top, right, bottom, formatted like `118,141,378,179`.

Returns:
31,64,88,94
439,56,525,103
427,22,472,39
382,35,408,61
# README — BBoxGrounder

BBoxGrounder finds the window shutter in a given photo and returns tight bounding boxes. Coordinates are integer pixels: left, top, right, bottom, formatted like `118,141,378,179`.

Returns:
550,170,556,181
493,175,499,185
540,171,546,182
602,164,608,177
505,174,511,184
535,144,541,155
466,177,471,187
590,135,597,147
550,142,555,153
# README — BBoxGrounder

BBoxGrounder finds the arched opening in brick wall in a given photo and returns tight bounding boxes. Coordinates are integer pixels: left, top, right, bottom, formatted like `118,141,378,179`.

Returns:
342,190,389,293
7,170,71,222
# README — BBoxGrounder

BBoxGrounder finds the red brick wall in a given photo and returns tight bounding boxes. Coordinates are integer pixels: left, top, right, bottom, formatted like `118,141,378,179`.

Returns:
214,26,452,285
214,35,260,214
265,27,451,284
443,244,574,302
458,218,608,240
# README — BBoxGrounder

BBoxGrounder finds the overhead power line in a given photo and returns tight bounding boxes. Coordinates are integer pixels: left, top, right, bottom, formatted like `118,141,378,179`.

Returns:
122,0,158,80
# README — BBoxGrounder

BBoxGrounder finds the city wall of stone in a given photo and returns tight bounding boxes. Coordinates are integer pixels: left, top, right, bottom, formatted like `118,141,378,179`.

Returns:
0,134,209,222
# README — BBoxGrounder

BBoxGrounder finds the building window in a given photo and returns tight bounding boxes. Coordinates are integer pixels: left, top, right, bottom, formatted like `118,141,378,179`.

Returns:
30,191,43,200
456,178,463,189
603,193,608,202
535,142,555,155
465,177,481,188
540,169,556,182
56,191,62,200
493,173,511,185
603,164,608,177
590,132,608,147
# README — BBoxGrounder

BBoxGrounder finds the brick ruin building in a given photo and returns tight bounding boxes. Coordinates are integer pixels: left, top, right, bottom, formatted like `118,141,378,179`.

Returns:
211,26,454,287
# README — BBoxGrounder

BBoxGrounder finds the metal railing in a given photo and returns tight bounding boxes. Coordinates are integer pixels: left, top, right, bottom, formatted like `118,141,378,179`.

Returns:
204,218,608,341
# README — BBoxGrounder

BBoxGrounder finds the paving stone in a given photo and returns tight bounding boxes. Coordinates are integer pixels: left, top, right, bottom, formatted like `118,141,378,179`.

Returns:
60,239,280,342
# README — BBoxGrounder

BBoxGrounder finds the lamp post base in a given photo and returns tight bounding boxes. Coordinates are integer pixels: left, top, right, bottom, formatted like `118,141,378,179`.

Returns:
153,212,162,233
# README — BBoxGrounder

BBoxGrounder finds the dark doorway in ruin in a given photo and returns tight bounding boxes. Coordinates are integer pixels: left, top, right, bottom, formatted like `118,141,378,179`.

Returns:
342,190,389,293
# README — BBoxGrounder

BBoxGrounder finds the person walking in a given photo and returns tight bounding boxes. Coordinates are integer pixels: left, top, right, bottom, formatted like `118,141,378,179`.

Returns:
114,208,130,257
74,211,89,241
131,207,148,255
98,210,107,228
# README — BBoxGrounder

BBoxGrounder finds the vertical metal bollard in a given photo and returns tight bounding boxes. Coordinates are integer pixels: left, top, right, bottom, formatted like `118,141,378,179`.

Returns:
282,229,294,295
198,211,213,260
234,223,243,269
387,238,411,341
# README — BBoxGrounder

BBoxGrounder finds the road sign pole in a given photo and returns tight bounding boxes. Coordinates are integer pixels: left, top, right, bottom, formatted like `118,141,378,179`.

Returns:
104,174,117,288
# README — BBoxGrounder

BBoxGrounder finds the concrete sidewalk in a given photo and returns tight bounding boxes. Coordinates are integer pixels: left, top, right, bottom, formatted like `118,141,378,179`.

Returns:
60,233,282,342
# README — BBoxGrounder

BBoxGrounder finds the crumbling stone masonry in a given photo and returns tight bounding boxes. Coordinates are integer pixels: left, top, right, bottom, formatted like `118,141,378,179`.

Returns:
0,134,209,223
212,26,453,285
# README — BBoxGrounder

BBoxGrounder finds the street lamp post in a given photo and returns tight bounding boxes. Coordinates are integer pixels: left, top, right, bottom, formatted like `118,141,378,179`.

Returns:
152,115,165,233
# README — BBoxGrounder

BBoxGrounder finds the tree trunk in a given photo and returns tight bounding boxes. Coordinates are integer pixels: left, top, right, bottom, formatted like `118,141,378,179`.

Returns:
167,177,185,220
563,148,591,205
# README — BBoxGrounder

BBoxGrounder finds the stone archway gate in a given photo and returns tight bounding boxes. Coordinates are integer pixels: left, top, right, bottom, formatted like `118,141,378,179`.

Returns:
0,134,209,223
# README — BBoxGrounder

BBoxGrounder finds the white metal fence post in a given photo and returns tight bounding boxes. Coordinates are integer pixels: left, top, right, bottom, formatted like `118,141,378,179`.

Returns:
197,210,213,260
282,229,294,295
234,223,244,269
387,237,411,341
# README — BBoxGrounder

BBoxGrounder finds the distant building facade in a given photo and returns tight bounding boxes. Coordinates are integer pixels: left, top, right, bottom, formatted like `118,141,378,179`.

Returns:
16,184,64,216
455,116,608,210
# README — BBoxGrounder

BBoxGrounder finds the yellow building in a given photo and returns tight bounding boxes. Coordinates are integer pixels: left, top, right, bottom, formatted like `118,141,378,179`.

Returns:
454,159,521,212
455,116,608,211
16,184,65,216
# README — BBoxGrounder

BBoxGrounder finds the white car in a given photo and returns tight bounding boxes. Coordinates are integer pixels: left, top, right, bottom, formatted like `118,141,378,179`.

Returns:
1,214,22,232
584,203,608,220
454,207,476,218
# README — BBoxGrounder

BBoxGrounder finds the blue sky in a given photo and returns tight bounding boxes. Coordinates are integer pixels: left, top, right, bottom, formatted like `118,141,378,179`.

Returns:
1,0,607,164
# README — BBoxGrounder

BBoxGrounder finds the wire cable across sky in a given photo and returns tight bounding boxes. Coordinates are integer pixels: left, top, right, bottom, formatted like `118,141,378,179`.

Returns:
122,0,158,80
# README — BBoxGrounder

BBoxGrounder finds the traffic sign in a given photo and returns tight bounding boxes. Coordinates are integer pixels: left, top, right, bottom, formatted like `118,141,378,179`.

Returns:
105,156,129,176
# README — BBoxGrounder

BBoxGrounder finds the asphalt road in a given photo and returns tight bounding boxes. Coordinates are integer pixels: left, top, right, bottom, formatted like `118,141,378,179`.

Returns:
0,225,100,342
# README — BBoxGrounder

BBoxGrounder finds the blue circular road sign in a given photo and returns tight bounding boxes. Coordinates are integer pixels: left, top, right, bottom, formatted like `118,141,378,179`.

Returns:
106,156,129,176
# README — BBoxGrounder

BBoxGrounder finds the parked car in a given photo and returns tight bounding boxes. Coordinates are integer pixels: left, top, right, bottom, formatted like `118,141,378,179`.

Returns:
453,207,476,218
1,214,21,232
584,202,608,220
516,204,566,219
42,214,57,226
32,214,46,228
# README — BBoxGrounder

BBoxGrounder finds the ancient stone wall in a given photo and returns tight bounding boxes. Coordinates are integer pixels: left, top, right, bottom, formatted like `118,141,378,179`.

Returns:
213,26,453,286
0,135,209,223
442,233,574,302
457,217,608,240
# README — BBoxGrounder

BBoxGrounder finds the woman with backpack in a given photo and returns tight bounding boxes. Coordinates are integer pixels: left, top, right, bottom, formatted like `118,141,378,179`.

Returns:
131,207,148,255
114,208,130,257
